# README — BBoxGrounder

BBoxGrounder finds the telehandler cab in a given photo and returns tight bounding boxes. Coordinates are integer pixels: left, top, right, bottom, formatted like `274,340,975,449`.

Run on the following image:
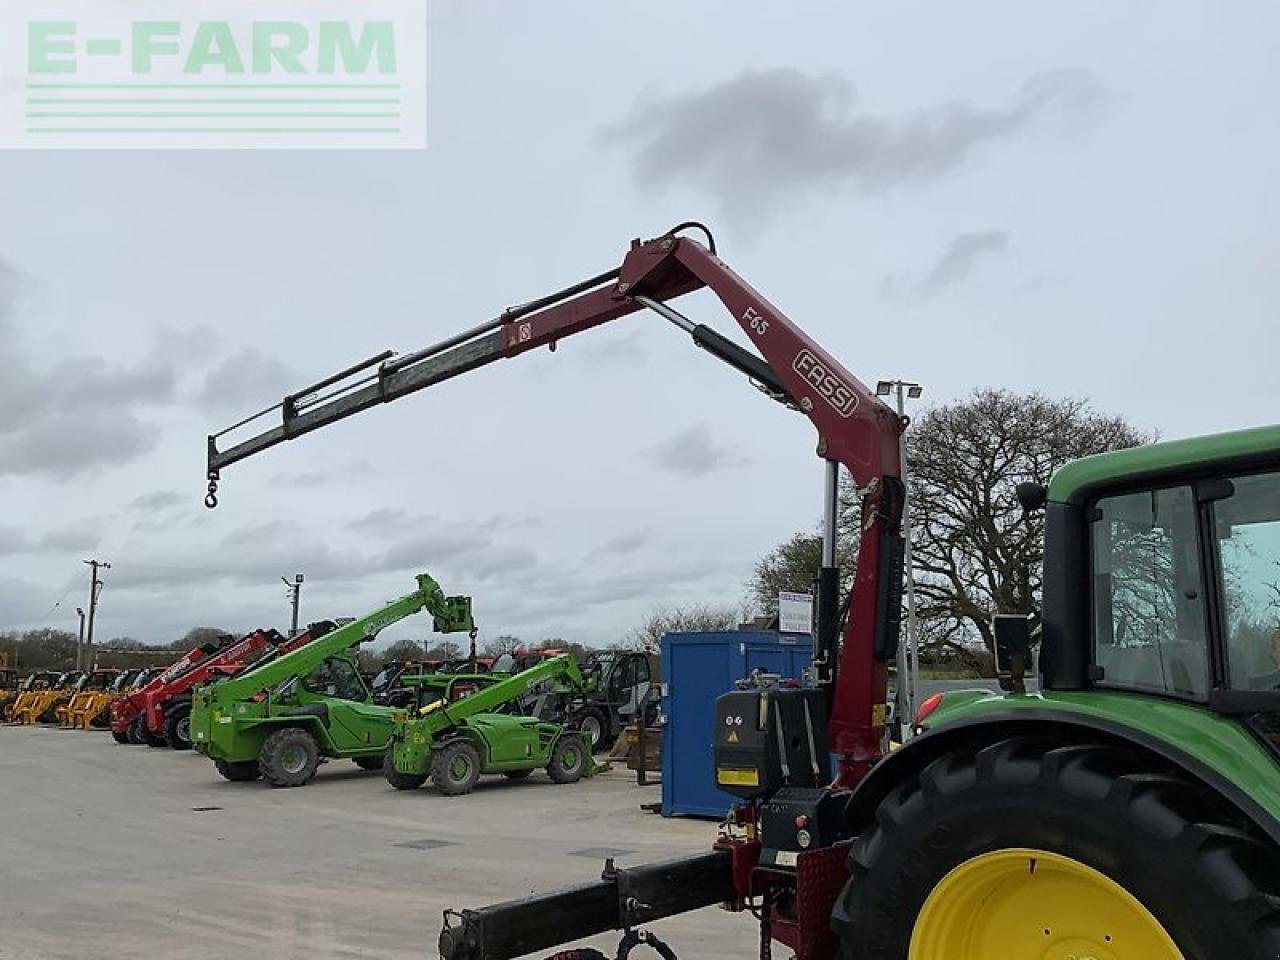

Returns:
385,653,592,796
207,224,1280,959
189,574,476,787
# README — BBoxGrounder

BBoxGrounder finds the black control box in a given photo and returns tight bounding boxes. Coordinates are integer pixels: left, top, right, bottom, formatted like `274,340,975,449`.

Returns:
713,687,830,800
758,786,851,868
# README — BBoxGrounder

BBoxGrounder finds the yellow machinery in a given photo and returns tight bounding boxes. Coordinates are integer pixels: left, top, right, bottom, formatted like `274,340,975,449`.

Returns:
65,669,147,730
3,671,60,722
0,660,19,718
12,670,86,725
52,670,119,726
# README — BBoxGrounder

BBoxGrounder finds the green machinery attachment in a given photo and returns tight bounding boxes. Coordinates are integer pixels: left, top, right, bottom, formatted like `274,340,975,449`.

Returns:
189,572,475,787
387,653,593,796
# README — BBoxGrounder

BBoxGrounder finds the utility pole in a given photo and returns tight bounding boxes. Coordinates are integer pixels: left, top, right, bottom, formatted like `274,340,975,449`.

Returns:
82,560,110,672
281,574,304,635
876,379,923,739
75,607,86,670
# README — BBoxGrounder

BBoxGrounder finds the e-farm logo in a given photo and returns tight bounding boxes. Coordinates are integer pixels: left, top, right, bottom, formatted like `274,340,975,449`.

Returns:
0,1,426,149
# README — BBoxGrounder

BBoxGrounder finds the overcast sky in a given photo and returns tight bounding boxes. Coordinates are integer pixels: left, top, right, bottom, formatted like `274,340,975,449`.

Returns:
1,1,1276,650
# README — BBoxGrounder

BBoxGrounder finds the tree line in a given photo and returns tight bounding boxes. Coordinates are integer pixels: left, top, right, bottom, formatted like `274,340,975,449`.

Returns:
3,389,1147,677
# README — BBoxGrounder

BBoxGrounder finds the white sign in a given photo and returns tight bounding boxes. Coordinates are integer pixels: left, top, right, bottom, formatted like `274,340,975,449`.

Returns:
0,0,427,149
778,591,813,635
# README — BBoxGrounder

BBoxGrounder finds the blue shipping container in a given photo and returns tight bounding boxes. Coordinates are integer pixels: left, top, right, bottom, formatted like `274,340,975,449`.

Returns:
660,631,813,818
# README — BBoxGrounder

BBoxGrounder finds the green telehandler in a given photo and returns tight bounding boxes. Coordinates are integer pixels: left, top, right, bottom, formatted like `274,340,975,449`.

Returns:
386,653,592,796
189,573,476,787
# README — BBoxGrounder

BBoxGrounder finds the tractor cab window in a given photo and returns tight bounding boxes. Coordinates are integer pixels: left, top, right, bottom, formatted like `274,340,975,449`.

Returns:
302,658,368,701
1091,485,1209,698
1213,470,1280,691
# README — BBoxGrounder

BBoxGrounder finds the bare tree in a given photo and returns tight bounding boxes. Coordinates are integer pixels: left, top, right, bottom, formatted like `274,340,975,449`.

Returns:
482,635,523,657
627,603,741,650
909,389,1148,659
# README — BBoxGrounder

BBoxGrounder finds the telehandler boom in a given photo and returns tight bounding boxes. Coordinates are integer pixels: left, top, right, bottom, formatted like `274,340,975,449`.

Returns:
206,224,1280,960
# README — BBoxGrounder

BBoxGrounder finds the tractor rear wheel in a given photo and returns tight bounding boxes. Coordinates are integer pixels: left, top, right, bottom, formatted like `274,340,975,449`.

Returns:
431,740,482,796
215,759,261,782
832,736,1280,960
164,707,192,750
110,729,130,744
259,727,320,787
383,745,427,791
546,734,587,784
142,723,167,747
352,754,383,771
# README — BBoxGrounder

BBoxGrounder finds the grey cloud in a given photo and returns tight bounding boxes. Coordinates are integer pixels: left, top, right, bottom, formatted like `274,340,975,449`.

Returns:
373,530,538,581
596,529,649,556
0,257,176,478
885,230,1011,301
197,347,296,414
652,423,749,477
129,489,184,512
0,520,100,555
603,68,1103,223
272,459,375,489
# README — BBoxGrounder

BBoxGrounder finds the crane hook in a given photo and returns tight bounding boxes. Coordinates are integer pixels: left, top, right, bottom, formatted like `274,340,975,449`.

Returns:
204,471,220,510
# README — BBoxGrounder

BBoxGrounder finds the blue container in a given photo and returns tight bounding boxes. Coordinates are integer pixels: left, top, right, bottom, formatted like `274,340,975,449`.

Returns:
660,631,813,818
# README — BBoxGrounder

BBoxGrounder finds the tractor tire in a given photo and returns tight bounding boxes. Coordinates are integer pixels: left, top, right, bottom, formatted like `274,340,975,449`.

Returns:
832,735,1280,960
110,729,130,744
215,759,261,782
546,734,587,784
142,723,167,748
352,754,383,771
164,707,192,750
259,727,320,788
126,715,146,744
383,745,427,791
574,708,609,753
431,740,482,796
502,769,533,780
0,694,16,722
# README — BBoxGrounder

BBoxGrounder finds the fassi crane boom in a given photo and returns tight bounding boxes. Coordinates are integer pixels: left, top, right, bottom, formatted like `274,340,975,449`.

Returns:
206,222,905,786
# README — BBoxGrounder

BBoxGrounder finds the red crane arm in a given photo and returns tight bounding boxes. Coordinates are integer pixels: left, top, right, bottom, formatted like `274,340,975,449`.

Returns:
206,225,905,785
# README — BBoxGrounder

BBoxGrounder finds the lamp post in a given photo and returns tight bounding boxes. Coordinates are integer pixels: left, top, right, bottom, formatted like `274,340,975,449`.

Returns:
282,574,304,636
875,379,923,739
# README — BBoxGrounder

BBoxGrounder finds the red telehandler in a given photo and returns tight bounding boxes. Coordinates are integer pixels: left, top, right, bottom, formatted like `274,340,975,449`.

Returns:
113,623,332,747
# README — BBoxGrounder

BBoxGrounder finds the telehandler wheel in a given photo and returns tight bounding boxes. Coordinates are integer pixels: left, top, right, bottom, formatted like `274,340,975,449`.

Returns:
574,708,608,753
383,745,427,791
142,723,167,748
546,734,587,784
110,730,130,744
127,715,147,744
259,727,320,787
352,755,383,771
502,769,533,780
831,736,1280,960
431,740,482,796
164,707,192,750
215,759,261,782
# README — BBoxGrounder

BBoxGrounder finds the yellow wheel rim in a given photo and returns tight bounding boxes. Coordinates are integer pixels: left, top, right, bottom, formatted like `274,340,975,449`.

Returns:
909,848,1183,960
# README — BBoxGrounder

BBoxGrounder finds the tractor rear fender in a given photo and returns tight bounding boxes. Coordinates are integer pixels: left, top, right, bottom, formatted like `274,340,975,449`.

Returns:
847,710,1280,849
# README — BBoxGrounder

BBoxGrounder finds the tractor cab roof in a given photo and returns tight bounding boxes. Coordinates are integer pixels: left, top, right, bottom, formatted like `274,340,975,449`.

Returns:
1048,423,1280,505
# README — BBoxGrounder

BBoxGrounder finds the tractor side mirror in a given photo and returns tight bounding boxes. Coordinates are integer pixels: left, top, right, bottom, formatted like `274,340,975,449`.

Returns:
993,613,1040,694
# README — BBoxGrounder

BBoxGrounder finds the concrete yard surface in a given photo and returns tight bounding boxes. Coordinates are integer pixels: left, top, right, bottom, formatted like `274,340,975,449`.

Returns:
0,726,758,960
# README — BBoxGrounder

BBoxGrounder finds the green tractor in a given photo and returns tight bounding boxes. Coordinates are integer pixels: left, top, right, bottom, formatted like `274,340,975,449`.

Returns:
385,653,592,796
830,425,1280,959
189,573,476,787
